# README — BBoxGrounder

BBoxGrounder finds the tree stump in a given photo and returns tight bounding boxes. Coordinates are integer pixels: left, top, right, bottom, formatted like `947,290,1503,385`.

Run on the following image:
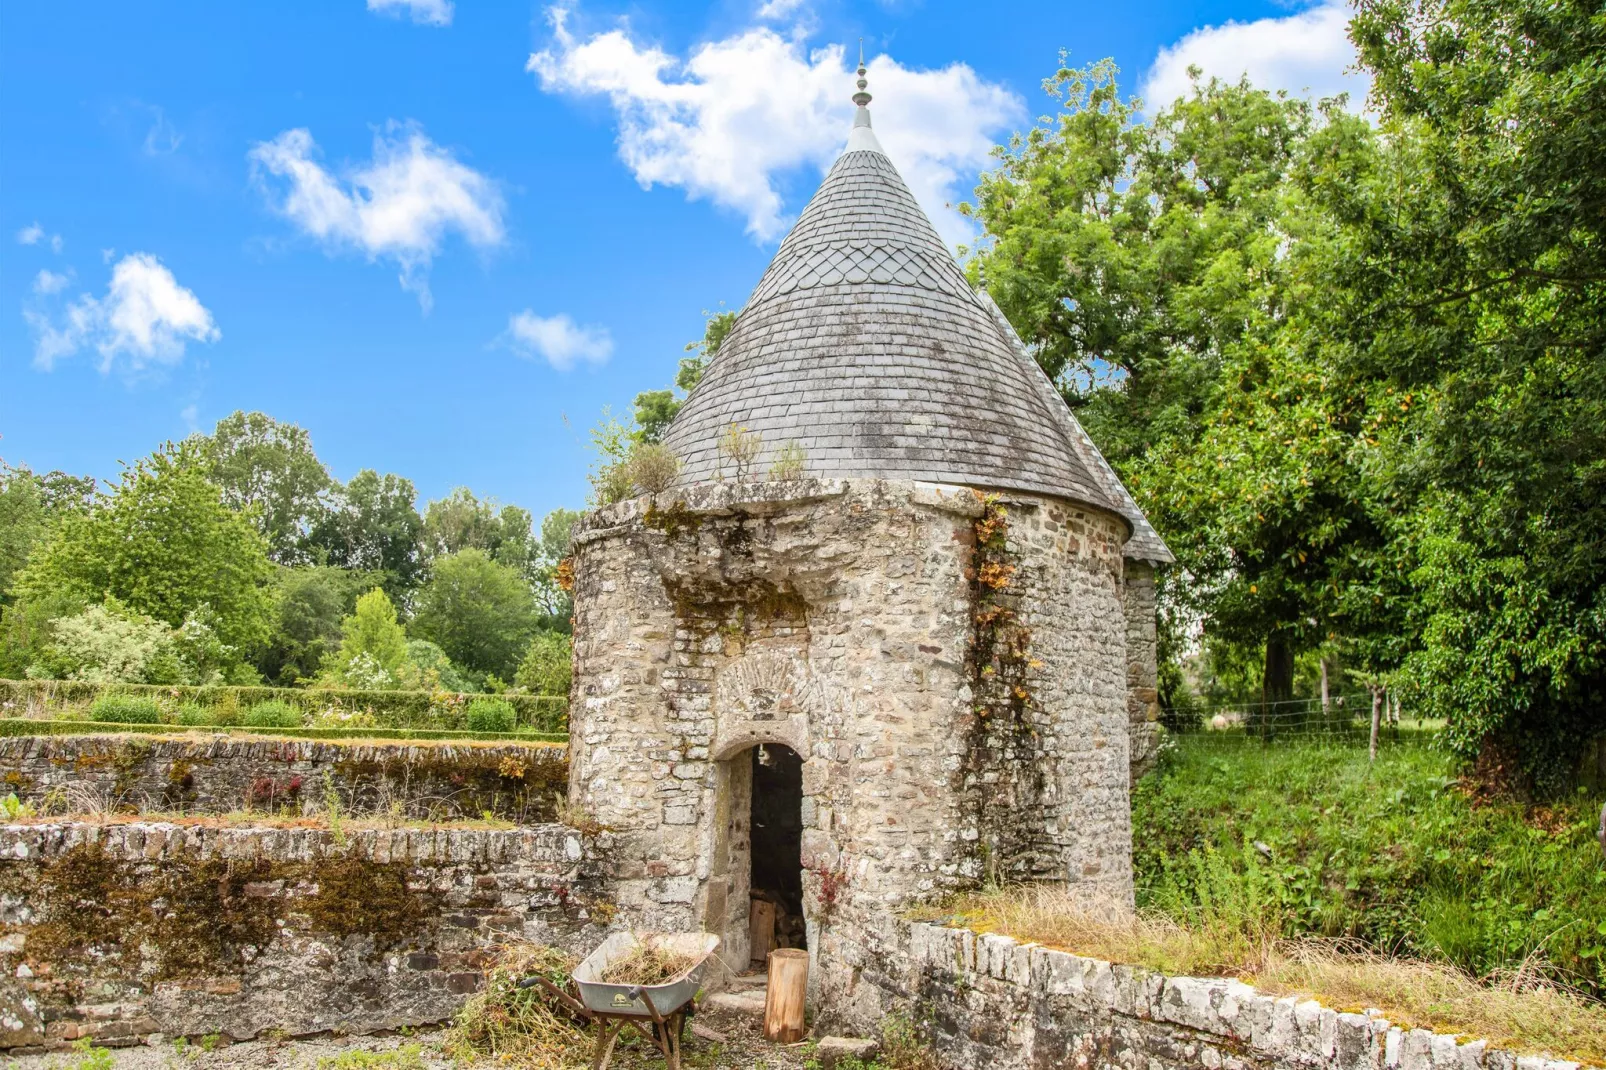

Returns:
763,949,808,1043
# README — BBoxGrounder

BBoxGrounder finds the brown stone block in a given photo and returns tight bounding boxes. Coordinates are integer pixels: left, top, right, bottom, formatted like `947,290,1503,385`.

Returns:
444,973,483,995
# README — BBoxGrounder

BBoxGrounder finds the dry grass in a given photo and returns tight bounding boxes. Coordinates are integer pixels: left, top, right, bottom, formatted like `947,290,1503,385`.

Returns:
910,884,1606,1065
594,938,701,986
445,943,593,1068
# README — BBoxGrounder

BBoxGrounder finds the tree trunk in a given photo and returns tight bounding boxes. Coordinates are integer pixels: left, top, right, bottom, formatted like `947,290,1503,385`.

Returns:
1319,658,1331,720
763,949,808,1043
1260,635,1296,735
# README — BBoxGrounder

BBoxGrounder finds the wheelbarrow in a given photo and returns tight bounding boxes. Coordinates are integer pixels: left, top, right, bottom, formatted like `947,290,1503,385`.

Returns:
518,931,721,1070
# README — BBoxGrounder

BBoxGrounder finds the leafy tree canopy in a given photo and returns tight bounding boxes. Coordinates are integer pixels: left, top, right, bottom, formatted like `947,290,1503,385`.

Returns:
409,548,539,679
197,411,333,565
419,487,539,581
307,469,424,601
13,443,273,663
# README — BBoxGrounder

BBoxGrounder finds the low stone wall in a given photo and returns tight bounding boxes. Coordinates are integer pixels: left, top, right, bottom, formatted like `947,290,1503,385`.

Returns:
0,735,568,823
0,820,611,1052
853,922,1586,1070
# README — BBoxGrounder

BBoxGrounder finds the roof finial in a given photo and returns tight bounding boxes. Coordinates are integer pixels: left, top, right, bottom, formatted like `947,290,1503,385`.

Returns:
852,38,872,108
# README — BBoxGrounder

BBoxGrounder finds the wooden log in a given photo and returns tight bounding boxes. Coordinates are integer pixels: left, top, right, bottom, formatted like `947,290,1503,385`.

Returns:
764,948,808,1044
749,900,776,965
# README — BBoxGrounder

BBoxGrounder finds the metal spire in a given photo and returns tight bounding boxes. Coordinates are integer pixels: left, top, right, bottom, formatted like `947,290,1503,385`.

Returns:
852,39,871,107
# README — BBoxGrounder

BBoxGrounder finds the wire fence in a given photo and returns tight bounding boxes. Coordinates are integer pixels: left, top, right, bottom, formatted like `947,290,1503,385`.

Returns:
1161,690,1439,747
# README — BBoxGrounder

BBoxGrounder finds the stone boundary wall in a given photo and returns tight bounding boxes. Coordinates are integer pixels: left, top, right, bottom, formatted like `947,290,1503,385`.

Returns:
0,820,611,1052
865,923,1588,1070
0,735,569,823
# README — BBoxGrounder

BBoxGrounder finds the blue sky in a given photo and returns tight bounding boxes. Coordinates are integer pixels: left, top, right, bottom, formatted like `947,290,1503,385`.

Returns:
0,0,1363,522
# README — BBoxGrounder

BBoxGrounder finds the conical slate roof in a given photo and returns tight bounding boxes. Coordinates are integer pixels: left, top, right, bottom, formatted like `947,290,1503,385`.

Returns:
662,98,1172,565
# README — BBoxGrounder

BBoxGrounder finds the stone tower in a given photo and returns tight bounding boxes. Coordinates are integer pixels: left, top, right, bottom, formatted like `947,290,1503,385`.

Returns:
565,65,1171,1021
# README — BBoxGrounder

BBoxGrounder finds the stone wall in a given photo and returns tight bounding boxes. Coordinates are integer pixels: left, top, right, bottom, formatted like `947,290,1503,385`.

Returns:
851,922,1584,1070
1123,563,1162,782
567,478,1135,1011
0,820,609,1051
0,736,568,823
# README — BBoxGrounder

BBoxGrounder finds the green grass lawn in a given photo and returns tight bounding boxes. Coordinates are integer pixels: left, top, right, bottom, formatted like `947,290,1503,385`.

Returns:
1133,736,1606,998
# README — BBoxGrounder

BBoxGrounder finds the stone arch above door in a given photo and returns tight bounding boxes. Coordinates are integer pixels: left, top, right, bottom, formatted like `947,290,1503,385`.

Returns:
711,647,822,761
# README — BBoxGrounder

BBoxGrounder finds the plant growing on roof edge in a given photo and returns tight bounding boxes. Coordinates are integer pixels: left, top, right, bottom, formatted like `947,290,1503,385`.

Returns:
768,441,807,482
716,423,763,481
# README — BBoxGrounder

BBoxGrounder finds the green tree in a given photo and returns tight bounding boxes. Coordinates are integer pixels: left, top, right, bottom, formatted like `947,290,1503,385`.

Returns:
1340,0,1606,789
418,488,538,581
33,598,187,684
409,549,539,679
322,587,409,688
260,566,373,685
515,630,572,697
13,444,273,667
966,64,1387,707
308,469,424,601
632,308,735,442
198,411,334,565
533,507,580,625
0,465,95,607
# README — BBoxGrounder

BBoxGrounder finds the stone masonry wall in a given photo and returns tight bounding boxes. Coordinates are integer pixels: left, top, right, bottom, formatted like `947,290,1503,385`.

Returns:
0,820,609,1051
0,736,568,823
1123,563,1162,782
567,478,1134,1015
856,922,1586,1070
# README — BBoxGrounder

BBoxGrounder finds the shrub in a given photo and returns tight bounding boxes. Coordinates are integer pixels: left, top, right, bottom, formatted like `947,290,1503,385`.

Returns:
465,697,516,733
174,703,214,726
88,694,162,724
242,700,303,729
768,441,807,481
515,632,572,698
716,423,762,480
627,443,680,494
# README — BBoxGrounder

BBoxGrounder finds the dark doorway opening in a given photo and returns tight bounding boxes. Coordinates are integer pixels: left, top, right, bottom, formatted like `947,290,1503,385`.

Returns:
750,743,806,958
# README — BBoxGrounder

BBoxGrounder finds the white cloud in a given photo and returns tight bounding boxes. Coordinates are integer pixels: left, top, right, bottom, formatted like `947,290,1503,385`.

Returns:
367,0,454,26
26,253,220,374
1141,0,1368,113
527,10,1020,246
755,0,808,19
33,269,70,295
249,123,504,309
501,311,613,370
16,222,62,252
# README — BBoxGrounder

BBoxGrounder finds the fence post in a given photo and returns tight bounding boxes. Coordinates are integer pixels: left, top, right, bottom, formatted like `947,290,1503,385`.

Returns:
1369,686,1382,761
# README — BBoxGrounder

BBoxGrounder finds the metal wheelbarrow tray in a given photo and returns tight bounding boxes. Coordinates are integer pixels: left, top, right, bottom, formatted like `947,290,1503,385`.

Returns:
520,932,721,1070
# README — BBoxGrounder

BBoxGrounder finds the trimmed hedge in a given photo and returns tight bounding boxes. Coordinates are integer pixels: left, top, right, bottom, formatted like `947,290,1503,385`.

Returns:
0,719,567,745
0,678,568,734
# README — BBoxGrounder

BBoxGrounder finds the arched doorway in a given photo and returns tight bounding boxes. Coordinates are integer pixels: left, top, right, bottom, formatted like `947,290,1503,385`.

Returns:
748,743,806,962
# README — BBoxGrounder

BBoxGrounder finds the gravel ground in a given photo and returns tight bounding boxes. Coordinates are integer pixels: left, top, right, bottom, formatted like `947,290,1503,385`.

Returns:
2,1018,817,1070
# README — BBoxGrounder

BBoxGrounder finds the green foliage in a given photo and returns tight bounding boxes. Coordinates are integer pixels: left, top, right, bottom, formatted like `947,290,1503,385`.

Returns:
410,549,539,679
465,697,516,733
307,469,424,602
314,1045,426,1070
174,702,214,726
12,443,274,668
403,638,473,693
35,599,186,684
197,411,334,566
631,307,734,443
323,588,409,688
261,566,372,685
1336,0,1606,791
89,693,162,724
533,508,579,624
1133,738,1606,996
965,64,1387,705
0,678,567,734
419,487,539,583
626,442,680,494
64,1038,114,1070
0,465,96,611
242,700,303,729
768,441,807,482
514,631,571,698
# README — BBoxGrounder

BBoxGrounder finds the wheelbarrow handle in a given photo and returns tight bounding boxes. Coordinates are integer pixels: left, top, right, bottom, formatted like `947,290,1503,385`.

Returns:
516,974,594,1021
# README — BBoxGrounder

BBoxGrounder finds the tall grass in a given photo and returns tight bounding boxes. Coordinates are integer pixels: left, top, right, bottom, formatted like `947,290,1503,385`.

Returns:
1133,738,1606,997
912,885,1606,1063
